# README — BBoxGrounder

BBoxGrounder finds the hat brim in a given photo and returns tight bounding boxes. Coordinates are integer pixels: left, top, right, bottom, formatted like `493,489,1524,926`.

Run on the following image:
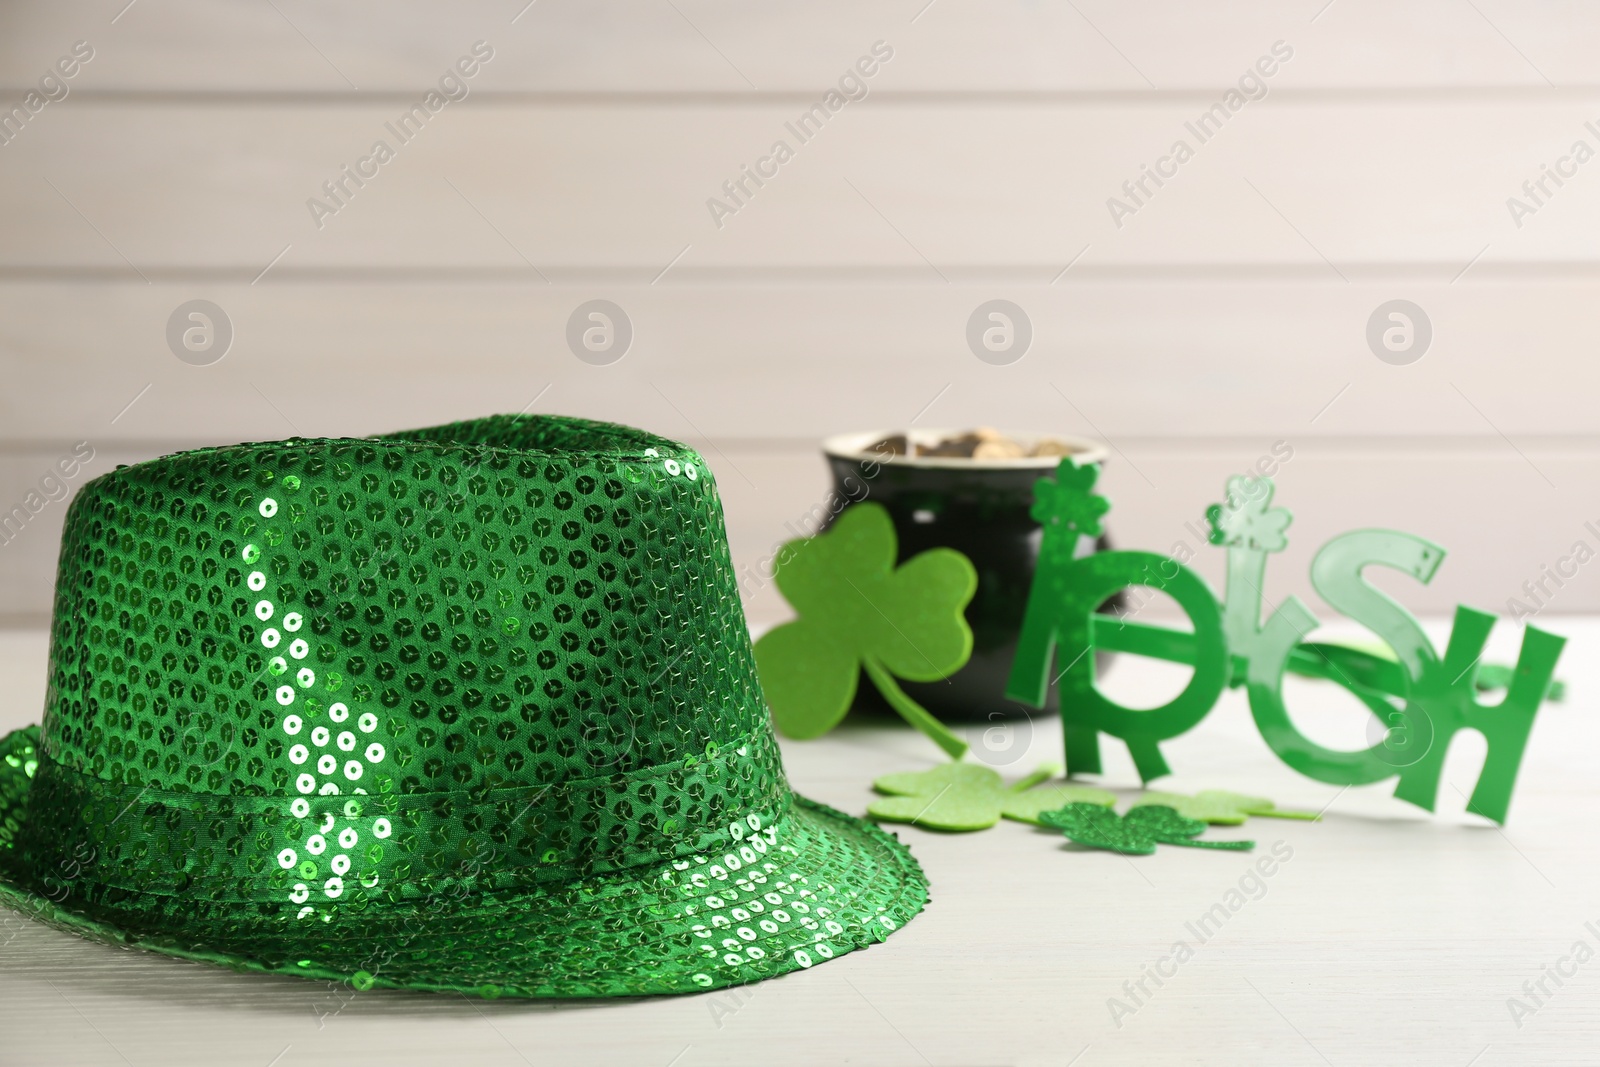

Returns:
0,726,927,997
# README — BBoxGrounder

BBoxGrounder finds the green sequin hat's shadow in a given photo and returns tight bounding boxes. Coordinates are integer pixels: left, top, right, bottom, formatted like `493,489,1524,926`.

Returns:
0,415,928,998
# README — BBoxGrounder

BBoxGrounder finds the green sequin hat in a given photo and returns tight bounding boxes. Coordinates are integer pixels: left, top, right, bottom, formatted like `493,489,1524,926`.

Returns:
0,415,927,997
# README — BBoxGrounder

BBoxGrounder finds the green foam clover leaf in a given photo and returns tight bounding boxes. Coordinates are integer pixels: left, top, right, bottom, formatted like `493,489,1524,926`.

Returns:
754,502,977,758
1130,790,1319,826
1038,803,1255,855
1206,475,1292,553
868,763,1115,831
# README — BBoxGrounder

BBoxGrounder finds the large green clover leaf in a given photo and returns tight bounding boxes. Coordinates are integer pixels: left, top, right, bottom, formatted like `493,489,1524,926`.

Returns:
1038,803,1255,855
754,503,977,758
867,763,1114,831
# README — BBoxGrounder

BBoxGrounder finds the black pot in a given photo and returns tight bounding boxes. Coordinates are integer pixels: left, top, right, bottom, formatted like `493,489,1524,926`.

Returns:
821,430,1113,723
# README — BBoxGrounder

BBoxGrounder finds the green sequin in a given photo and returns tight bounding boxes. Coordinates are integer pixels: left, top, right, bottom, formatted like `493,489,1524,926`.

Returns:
0,415,928,996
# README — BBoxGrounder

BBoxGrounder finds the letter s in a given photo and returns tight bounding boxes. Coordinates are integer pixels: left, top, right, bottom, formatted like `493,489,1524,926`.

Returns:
72,40,95,62
472,40,494,62
1311,531,1443,685
1249,530,1444,785
872,39,894,61
1243,521,1450,789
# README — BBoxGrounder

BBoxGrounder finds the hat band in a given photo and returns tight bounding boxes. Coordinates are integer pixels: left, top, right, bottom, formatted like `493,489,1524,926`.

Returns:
17,731,789,908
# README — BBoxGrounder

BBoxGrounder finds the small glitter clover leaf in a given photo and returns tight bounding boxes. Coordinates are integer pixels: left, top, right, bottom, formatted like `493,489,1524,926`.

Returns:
1031,458,1111,543
1130,790,1319,826
868,763,1115,832
1037,803,1255,855
754,502,977,759
1206,475,1292,553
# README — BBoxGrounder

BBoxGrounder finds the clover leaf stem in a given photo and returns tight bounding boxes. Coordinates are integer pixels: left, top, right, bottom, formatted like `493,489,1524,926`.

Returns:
1005,764,1062,793
861,657,969,760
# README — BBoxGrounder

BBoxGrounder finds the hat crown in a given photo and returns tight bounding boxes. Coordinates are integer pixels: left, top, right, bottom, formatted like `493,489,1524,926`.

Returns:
27,416,786,911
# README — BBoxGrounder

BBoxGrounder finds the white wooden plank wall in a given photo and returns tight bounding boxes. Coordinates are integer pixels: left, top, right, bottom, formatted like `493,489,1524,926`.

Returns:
0,0,1596,629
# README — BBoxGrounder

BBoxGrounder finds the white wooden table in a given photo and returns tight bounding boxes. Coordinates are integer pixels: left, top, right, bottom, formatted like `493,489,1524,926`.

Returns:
0,620,1594,1067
